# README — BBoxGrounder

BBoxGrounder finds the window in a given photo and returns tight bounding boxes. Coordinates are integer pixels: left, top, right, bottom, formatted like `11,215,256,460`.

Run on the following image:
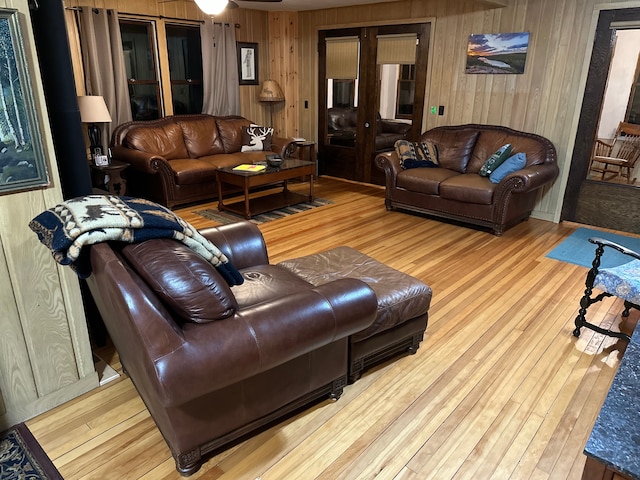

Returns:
166,25,203,115
396,64,415,119
120,20,161,120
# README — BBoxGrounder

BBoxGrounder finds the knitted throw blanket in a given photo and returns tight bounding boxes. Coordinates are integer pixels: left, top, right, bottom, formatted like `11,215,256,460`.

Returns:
29,195,244,286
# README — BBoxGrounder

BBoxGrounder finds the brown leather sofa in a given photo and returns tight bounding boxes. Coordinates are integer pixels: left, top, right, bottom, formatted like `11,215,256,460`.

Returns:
87,221,379,475
110,114,296,208
328,107,411,151
375,124,558,235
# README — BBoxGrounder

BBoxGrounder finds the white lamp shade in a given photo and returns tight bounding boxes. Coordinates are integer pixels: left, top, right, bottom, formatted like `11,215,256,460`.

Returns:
194,0,228,15
77,96,112,123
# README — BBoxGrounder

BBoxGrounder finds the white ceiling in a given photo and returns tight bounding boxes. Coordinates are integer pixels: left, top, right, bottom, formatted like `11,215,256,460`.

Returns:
232,0,403,11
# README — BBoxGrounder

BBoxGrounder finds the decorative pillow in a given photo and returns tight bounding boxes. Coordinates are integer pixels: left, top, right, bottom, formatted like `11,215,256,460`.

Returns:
241,125,273,152
479,143,513,177
122,239,238,323
489,152,527,184
395,139,439,169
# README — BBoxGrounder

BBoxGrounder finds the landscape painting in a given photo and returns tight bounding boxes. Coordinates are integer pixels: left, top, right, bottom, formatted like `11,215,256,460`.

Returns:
0,9,49,194
465,32,530,74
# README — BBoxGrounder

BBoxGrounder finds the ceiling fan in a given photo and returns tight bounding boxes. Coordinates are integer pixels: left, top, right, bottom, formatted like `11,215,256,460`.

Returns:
194,0,282,15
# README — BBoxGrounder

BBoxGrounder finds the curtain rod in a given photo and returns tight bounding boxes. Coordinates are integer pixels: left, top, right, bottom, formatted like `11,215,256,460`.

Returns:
65,6,240,27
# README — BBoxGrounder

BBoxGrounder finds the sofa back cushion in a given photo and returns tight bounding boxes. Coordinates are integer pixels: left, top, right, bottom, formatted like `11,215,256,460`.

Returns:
122,239,238,323
216,116,253,153
124,122,189,160
422,129,479,173
176,116,225,158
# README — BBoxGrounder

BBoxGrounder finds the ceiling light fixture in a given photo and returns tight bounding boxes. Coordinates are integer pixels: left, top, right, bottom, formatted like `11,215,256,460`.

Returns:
194,0,228,15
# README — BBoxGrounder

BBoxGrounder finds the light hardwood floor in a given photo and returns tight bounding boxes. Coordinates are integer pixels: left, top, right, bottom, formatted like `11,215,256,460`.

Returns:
27,177,637,479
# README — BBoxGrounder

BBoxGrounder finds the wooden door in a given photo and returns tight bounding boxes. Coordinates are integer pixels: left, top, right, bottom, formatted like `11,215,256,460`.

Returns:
318,23,430,185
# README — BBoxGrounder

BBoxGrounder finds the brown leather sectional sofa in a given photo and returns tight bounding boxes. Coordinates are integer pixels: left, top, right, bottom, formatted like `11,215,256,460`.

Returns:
110,114,296,208
86,221,431,475
375,124,559,235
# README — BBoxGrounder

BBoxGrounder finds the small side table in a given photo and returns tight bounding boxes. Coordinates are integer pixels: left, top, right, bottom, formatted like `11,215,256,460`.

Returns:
294,140,316,176
90,160,129,196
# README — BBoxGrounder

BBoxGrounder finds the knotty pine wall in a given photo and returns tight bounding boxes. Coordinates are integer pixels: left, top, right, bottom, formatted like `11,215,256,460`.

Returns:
296,0,630,223
65,0,639,222
0,0,98,427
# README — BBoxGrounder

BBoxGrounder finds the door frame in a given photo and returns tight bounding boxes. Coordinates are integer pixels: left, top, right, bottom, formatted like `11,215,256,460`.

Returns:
318,22,430,184
561,6,640,224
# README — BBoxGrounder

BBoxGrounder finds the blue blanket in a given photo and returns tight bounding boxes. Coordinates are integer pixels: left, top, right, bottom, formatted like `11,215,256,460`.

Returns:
29,195,244,286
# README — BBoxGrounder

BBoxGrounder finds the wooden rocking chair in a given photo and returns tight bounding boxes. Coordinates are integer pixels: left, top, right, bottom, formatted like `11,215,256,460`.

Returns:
589,121,640,184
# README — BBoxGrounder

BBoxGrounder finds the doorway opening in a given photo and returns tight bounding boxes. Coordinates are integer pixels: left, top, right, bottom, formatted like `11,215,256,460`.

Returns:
562,7,640,234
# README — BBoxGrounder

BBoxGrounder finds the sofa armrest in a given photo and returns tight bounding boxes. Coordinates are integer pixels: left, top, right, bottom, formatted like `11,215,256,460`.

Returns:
375,151,403,187
200,221,269,268
498,163,559,193
271,136,297,158
155,278,377,406
111,145,167,174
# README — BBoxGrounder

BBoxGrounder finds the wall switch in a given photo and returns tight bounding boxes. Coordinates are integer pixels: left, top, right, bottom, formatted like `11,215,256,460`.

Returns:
304,100,309,109
430,106,437,114
438,105,445,115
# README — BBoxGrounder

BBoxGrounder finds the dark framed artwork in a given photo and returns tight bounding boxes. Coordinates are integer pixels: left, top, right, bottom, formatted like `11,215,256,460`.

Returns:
237,42,259,85
465,32,530,74
0,8,49,194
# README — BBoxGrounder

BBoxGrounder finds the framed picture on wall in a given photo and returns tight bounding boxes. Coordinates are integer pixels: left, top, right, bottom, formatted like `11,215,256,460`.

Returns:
465,32,530,74
237,42,259,85
0,8,49,195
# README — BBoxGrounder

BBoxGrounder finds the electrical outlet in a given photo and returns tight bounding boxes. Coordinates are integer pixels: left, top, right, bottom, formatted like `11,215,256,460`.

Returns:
304,100,309,109
430,106,437,114
438,105,445,115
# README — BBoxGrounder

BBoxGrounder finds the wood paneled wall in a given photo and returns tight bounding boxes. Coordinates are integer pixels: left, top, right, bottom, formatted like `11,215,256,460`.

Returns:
296,0,610,222
64,0,638,223
0,0,98,428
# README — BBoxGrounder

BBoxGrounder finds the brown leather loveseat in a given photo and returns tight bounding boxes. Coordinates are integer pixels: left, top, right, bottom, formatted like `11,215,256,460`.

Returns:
111,114,296,208
375,124,558,235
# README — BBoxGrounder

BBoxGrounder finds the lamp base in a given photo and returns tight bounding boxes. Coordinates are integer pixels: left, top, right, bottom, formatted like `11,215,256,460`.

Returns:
87,123,103,156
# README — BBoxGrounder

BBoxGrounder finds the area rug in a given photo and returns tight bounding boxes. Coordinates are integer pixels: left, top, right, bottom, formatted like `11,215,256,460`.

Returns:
546,227,640,268
195,198,333,225
0,423,62,479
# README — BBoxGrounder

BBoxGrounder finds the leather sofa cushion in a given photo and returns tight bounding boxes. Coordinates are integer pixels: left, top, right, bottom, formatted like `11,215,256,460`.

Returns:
466,130,548,173
124,123,189,160
277,246,432,342
176,116,225,158
439,174,495,204
122,239,238,323
397,167,459,195
216,117,253,153
168,159,219,185
231,264,314,308
424,130,479,173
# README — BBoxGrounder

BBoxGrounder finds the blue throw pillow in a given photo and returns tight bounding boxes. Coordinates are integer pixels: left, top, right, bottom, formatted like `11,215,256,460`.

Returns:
489,152,527,184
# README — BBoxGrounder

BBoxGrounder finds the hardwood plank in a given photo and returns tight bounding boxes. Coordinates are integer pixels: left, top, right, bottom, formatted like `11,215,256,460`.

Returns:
26,177,634,480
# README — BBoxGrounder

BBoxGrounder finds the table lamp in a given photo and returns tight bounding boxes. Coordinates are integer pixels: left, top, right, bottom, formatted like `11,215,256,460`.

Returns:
78,95,112,158
258,80,285,127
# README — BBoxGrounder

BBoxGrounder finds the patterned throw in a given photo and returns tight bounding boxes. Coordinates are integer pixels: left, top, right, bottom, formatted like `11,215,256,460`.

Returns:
29,195,244,286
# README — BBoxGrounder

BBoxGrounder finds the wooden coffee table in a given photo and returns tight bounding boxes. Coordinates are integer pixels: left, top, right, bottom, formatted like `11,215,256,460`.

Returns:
216,159,315,219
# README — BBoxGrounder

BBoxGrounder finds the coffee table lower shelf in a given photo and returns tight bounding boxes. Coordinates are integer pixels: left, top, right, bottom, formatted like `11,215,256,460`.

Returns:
219,190,312,219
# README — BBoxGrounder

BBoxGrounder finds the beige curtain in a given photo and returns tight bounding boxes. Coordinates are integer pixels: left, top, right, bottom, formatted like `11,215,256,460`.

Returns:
201,22,240,116
377,34,418,65
78,8,131,142
326,36,359,79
